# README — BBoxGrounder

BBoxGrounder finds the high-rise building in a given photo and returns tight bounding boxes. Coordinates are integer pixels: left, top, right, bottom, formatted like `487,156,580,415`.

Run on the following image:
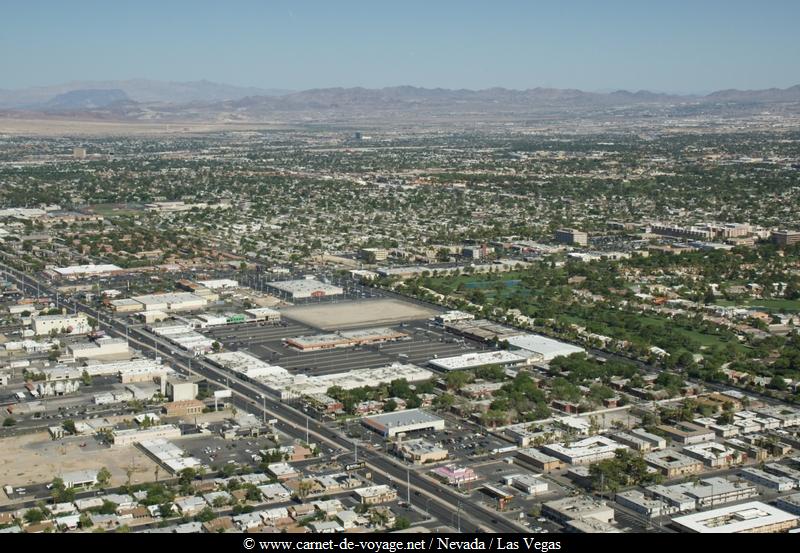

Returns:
555,228,588,247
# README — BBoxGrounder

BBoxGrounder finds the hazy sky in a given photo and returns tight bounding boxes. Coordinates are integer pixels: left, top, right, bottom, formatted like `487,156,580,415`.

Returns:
2,0,799,93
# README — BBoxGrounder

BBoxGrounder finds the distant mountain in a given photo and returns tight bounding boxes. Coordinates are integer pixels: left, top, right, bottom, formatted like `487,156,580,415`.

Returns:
43,89,131,110
0,79,291,109
1,81,798,124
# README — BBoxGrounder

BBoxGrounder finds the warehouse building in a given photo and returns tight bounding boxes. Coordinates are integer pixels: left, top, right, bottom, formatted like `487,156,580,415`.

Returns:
671,501,798,533
505,334,585,362
429,350,528,372
361,409,445,438
266,278,344,300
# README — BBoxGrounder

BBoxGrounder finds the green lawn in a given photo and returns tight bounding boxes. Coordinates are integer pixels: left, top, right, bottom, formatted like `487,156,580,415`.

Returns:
716,298,800,313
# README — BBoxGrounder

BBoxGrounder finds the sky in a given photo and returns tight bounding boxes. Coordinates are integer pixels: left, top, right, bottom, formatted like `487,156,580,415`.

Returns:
1,0,799,93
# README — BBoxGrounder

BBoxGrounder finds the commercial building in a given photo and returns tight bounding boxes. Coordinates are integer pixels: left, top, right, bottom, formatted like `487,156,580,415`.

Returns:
430,464,479,487
645,450,704,478
542,436,628,465
505,333,585,362
121,292,208,313
771,230,800,247
555,228,588,247
428,350,528,372
163,400,205,417
433,311,475,325
32,313,91,336
503,474,548,496
671,501,798,533
361,409,445,438
615,490,677,519
138,439,202,474
443,318,526,343
111,424,181,447
49,264,123,279
393,438,449,464
285,327,407,351
245,307,281,323
266,278,344,300
515,448,565,472
60,470,98,489
353,485,397,505
542,496,615,526
68,338,130,360
359,248,388,263
164,378,198,402
196,279,238,290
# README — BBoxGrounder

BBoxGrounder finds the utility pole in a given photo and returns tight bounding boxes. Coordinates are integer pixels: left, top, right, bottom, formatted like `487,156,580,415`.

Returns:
305,415,309,445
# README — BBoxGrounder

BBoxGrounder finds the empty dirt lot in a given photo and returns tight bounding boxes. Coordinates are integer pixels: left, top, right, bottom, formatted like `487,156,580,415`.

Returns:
282,299,438,330
0,431,158,502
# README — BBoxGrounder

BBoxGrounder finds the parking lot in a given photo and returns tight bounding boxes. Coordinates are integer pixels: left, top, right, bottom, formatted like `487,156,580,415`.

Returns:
204,317,487,378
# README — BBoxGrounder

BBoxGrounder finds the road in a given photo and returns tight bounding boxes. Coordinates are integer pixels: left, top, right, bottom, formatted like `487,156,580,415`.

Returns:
0,261,527,534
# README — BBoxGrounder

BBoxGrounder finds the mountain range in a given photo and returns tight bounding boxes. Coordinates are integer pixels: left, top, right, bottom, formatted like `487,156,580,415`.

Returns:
1,79,799,123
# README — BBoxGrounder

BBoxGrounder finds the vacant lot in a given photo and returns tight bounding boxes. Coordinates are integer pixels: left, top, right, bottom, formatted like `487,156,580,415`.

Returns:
282,299,438,330
0,431,158,501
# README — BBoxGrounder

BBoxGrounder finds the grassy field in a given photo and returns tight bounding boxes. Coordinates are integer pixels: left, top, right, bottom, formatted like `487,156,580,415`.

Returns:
716,298,800,312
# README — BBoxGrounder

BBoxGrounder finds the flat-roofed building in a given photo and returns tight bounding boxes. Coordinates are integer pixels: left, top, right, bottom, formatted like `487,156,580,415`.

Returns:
555,228,588,247
429,350,528,372
615,490,678,519
430,464,479,487
683,442,742,468
503,473,548,496
266,278,344,300
111,424,181,447
671,501,798,533
542,436,628,465
393,438,448,464
505,334,585,361
613,430,665,452
361,409,444,438
776,493,800,516
657,421,715,444
543,496,614,525
645,450,704,478
353,485,397,505
245,307,281,323
648,477,757,510
772,230,800,248
515,448,564,472
32,313,91,336
285,327,407,351
738,468,797,492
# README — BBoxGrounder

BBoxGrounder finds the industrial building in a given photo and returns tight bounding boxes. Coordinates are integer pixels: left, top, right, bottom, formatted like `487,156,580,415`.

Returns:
505,333,585,362
284,327,408,351
361,409,445,438
265,278,344,300
671,501,798,533
428,350,528,372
